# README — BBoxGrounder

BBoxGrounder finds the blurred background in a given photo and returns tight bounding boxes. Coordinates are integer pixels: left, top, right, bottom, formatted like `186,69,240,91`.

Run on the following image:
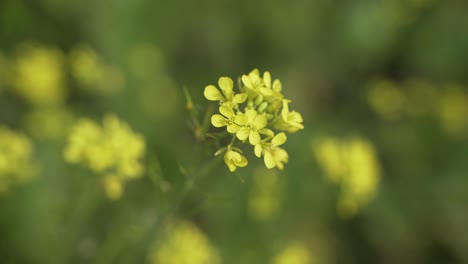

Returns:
1,0,468,263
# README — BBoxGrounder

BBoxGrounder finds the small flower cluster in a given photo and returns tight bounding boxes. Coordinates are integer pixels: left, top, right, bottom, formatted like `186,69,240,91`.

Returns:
63,114,146,200
204,69,304,172
313,136,381,218
0,126,37,192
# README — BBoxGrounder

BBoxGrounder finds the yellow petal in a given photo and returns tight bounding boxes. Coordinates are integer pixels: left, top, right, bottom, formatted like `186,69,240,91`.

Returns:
258,87,273,96
204,85,223,101
218,77,233,95
242,75,253,89
263,71,271,88
219,104,235,118
211,114,227,127
233,93,248,104
273,79,282,92
264,151,276,169
254,144,262,157
271,132,287,146
245,109,257,124
249,130,261,145
234,113,248,126
282,99,290,120
235,154,248,167
227,123,240,133
252,114,267,130
236,127,250,141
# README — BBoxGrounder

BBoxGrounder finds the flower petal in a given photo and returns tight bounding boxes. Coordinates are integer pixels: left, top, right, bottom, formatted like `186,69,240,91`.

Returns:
234,113,248,126
219,104,235,118
273,79,282,92
254,144,262,157
271,132,287,146
264,151,276,169
204,85,224,101
227,123,240,133
242,75,253,89
236,127,250,141
245,109,257,124
252,114,267,130
233,93,248,104
235,154,248,167
218,77,233,96
258,87,273,96
282,99,290,120
249,130,261,145
211,114,228,127
263,71,271,88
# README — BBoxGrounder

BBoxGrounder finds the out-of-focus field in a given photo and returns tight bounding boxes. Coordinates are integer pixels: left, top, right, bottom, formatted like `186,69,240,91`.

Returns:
1,1,468,263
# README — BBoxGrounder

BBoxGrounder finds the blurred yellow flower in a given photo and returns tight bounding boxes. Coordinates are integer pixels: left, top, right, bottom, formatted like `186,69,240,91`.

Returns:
367,80,405,120
248,166,282,221
313,136,381,218
149,220,221,264
272,242,312,264
69,44,124,94
0,126,37,192
9,43,66,106
63,114,145,200
437,86,468,138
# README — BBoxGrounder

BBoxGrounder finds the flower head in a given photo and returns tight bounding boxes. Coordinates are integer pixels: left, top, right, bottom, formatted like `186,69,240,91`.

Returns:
204,77,247,105
236,109,267,145
255,133,289,169
211,104,247,133
274,100,304,133
224,147,248,172
64,114,146,200
204,69,303,172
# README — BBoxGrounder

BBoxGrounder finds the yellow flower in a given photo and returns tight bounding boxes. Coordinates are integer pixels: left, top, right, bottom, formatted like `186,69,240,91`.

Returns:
274,100,304,133
211,104,247,133
272,242,312,264
224,147,248,172
9,43,66,106
241,69,273,96
149,221,221,264
313,136,381,218
0,126,37,192
255,133,288,170
204,76,247,104
64,114,145,199
236,109,268,145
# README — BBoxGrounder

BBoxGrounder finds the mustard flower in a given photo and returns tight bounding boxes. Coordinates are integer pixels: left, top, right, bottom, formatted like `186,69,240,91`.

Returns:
254,132,288,169
241,69,273,96
0,126,37,192
149,221,221,264
274,100,304,133
203,69,303,172
211,104,247,133
9,43,66,106
236,109,267,145
204,76,247,105
64,114,145,200
224,147,248,172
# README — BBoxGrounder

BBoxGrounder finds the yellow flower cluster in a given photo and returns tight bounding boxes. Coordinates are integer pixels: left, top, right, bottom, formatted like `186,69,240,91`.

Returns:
63,114,145,200
313,137,381,218
204,69,304,172
0,126,37,192
148,220,221,264
9,43,66,106
272,242,312,264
